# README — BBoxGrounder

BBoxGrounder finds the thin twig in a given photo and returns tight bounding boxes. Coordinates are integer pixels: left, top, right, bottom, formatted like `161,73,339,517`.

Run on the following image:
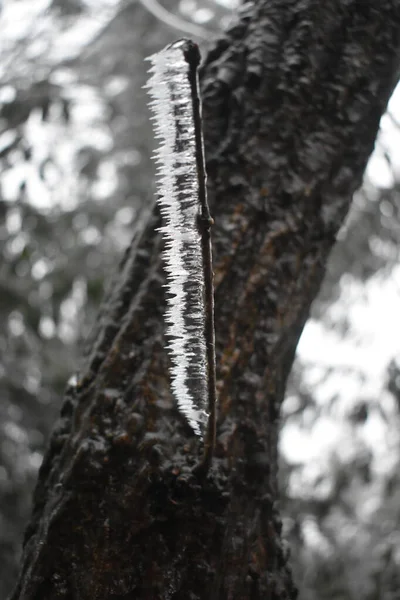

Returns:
184,41,217,473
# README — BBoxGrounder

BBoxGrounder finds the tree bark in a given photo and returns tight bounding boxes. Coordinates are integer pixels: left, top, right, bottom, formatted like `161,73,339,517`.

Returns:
11,1,400,599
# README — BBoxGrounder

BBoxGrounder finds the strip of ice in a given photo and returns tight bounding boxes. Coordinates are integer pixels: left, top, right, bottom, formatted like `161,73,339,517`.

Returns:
145,41,208,436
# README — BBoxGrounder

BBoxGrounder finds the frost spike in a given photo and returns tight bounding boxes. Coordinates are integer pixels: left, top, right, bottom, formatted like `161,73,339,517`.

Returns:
146,39,216,460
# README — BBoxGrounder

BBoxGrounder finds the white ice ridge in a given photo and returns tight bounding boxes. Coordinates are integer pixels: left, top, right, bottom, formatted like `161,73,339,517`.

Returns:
145,40,208,436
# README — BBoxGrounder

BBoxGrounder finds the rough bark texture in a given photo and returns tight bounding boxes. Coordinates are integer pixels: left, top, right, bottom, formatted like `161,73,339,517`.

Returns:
11,1,400,599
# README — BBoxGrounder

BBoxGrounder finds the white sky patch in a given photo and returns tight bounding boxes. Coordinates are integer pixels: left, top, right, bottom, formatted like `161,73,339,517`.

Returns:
179,0,214,23
8,311,25,337
0,84,17,103
91,160,118,200
366,79,400,187
1,164,27,203
50,14,114,63
39,316,56,339
212,0,240,8
0,0,52,44
58,278,87,343
193,7,214,23
366,150,395,188
78,225,101,245
31,258,53,280
0,0,121,80
297,269,400,402
5,208,22,235
0,81,112,211
387,79,400,122
0,129,18,154
104,75,130,97
281,266,400,502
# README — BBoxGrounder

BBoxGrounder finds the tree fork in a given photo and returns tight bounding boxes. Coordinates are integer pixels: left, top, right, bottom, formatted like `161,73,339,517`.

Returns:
11,1,400,599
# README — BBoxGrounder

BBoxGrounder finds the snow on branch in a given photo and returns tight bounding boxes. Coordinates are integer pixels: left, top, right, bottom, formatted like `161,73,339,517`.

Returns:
145,40,216,446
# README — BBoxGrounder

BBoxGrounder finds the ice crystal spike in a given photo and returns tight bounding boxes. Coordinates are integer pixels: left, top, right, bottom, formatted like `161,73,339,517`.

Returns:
145,39,211,437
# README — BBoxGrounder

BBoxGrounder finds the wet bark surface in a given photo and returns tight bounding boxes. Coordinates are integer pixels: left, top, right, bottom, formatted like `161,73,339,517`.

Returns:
11,1,400,598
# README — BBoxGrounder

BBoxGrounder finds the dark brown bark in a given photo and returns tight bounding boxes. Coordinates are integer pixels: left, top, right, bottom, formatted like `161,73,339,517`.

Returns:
11,1,400,599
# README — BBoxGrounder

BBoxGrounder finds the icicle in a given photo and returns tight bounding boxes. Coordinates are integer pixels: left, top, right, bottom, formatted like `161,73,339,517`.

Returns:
145,39,216,439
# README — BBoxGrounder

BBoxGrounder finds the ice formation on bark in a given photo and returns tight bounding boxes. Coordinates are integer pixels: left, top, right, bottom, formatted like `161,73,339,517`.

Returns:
146,40,209,436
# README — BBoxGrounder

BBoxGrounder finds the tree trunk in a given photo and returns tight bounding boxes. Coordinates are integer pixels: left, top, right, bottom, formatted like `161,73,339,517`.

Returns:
11,1,400,598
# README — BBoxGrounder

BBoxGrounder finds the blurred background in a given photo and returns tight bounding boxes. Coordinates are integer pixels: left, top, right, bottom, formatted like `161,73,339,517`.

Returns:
0,1,399,598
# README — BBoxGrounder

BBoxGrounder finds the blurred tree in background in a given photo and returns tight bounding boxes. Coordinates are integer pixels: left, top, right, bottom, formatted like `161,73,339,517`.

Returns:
0,0,399,598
